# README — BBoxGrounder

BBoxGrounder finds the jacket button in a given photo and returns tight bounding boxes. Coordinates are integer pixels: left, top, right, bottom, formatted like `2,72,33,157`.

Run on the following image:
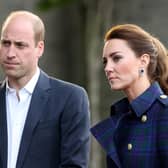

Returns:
160,94,167,99
128,143,132,150
141,115,147,122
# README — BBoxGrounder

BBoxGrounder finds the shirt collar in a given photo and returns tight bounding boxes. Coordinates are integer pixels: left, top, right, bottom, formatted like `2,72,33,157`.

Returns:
111,82,166,117
6,68,40,94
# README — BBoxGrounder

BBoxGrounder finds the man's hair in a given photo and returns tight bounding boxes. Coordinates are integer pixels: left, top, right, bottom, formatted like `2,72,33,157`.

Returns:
1,10,45,45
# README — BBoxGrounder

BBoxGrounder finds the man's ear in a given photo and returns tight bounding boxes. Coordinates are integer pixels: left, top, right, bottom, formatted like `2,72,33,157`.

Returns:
37,40,44,58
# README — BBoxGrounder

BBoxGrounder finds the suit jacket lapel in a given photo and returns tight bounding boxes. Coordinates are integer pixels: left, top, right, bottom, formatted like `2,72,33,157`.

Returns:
0,82,8,168
16,71,50,168
91,117,122,168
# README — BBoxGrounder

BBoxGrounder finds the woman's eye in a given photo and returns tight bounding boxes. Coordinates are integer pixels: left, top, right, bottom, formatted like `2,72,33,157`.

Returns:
102,59,107,66
112,55,122,62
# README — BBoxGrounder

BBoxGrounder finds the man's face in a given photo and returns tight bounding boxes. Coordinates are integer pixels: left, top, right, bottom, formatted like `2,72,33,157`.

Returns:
0,16,44,83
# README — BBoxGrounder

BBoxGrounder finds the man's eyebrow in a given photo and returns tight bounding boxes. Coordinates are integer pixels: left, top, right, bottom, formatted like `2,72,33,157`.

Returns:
1,39,11,42
14,41,29,47
14,40,25,43
0,39,29,48
0,39,11,44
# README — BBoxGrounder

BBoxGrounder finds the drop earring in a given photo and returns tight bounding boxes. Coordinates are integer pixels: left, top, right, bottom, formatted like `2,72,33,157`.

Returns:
139,68,144,76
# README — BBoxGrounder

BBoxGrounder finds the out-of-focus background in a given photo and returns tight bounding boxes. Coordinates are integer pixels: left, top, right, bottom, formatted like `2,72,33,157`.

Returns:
1,0,168,167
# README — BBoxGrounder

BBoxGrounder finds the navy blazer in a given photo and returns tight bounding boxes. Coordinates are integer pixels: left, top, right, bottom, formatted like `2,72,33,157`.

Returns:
91,82,168,168
0,71,90,168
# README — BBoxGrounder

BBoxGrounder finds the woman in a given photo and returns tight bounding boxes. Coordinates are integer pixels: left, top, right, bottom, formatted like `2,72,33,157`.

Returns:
91,24,168,168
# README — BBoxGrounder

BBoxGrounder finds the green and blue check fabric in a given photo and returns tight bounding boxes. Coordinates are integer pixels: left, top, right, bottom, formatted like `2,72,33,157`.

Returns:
91,82,168,168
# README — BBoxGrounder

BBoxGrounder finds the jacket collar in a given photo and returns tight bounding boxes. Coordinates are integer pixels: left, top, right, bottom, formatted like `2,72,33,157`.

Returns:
111,82,168,117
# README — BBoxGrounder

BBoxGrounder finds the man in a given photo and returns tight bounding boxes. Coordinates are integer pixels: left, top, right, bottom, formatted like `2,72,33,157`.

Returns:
0,10,90,168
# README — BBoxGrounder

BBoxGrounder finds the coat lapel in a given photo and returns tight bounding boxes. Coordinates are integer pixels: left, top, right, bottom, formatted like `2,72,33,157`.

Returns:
91,117,121,168
16,71,50,168
0,82,8,168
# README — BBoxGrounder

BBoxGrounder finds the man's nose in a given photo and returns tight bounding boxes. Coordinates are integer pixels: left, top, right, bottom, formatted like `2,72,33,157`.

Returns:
7,45,16,58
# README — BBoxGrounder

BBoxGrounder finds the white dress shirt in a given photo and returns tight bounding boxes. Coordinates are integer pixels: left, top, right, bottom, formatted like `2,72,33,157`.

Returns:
6,68,40,168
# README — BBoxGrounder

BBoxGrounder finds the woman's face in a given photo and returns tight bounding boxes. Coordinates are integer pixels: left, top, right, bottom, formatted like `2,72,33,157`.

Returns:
103,38,143,91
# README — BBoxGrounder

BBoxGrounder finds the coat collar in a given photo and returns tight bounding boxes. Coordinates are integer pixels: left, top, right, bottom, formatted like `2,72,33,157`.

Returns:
91,117,122,168
111,82,168,117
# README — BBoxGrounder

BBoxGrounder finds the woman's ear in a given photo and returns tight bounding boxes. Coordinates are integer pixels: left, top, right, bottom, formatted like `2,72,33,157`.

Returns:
140,53,150,67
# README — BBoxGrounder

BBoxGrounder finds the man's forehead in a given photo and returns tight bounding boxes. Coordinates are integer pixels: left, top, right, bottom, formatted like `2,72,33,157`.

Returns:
1,29,34,42
2,19,34,37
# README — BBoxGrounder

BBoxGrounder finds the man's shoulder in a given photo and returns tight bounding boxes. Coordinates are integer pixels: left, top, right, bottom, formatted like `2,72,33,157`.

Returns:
39,70,88,96
48,75,86,94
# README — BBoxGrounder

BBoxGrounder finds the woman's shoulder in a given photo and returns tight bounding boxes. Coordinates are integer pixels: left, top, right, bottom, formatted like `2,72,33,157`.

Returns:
157,94,168,106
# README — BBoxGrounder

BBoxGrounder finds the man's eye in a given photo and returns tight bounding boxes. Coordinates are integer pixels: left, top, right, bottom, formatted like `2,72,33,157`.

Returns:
1,40,11,47
15,42,28,49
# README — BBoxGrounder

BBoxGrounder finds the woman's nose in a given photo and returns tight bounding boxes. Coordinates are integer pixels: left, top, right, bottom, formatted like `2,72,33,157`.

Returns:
104,61,113,73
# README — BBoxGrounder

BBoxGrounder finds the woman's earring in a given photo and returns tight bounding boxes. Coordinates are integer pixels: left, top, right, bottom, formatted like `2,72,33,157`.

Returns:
139,68,144,76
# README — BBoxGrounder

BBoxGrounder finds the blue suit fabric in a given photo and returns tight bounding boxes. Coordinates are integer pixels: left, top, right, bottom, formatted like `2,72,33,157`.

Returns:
0,70,90,168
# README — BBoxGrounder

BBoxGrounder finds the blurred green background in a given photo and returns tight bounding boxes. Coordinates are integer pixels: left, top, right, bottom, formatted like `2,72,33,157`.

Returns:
1,0,168,167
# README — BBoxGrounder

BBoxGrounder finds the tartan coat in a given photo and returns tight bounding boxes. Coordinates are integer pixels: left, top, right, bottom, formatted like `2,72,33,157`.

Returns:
91,82,168,168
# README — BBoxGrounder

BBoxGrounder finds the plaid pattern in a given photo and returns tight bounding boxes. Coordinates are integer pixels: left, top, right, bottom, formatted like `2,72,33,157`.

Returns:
91,82,168,168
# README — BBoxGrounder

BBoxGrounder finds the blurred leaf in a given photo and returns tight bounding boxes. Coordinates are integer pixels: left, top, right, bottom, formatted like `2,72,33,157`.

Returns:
37,0,79,11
